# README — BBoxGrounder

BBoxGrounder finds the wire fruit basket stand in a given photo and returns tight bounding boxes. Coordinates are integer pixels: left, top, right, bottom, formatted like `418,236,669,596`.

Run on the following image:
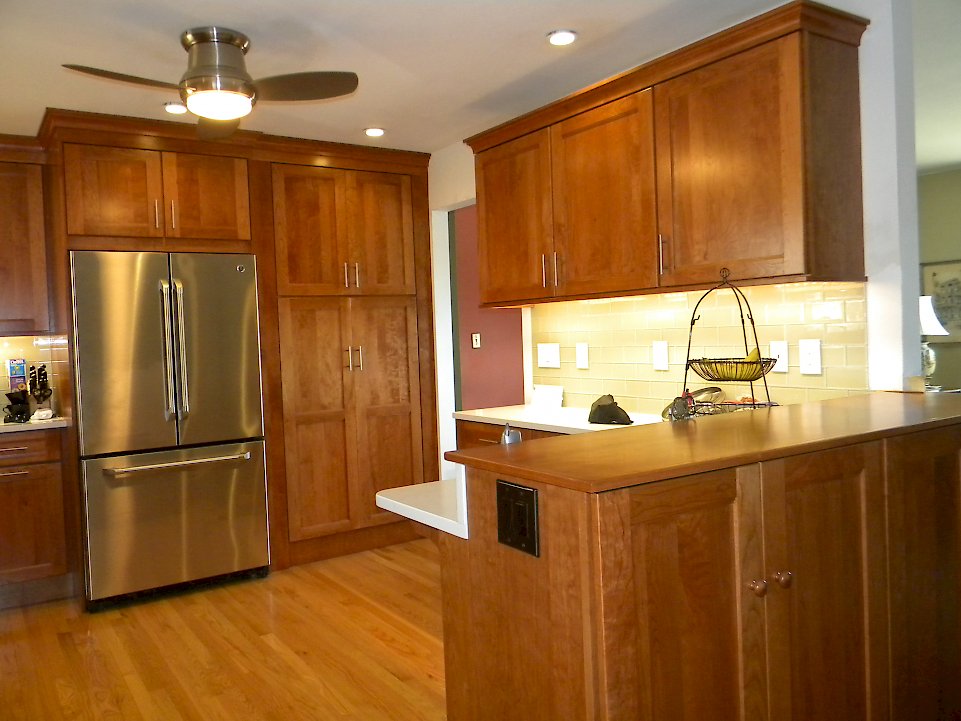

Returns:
668,269,778,420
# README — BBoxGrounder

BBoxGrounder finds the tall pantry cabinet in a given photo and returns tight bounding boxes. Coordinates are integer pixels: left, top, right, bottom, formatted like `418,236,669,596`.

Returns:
272,161,431,564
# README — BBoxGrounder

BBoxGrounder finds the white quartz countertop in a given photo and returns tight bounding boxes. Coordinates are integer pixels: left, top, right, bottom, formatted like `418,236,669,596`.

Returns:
376,469,469,539
0,417,68,433
453,404,663,434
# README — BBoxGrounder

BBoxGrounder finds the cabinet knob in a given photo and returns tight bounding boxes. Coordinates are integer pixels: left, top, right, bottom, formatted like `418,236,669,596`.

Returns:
772,570,793,589
749,579,768,597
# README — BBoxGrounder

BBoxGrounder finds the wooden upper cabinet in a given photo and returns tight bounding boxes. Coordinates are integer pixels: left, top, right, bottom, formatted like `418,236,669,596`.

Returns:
0,162,49,333
273,164,415,296
347,171,415,295
476,129,553,305
273,164,349,295
64,144,250,241
161,152,250,240
65,145,164,237
655,34,863,287
551,90,658,297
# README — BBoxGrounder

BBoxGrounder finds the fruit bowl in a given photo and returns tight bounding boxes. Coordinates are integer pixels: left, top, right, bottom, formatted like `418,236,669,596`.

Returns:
688,357,777,382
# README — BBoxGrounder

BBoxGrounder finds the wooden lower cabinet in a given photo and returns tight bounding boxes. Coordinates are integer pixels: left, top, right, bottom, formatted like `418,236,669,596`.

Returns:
455,419,559,449
278,296,424,542
885,426,961,720
443,439,918,721
0,431,67,591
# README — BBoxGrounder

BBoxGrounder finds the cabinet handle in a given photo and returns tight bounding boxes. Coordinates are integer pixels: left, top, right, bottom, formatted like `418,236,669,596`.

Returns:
345,347,354,371
356,345,364,371
154,199,161,229
354,262,361,289
170,200,176,230
749,579,768,597
552,252,559,288
0,470,29,481
657,234,665,275
478,438,499,444
344,262,350,288
541,254,547,288
0,446,29,453
772,570,793,589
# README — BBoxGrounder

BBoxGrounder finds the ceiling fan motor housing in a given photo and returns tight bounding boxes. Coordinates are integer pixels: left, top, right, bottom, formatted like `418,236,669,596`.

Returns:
179,27,256,105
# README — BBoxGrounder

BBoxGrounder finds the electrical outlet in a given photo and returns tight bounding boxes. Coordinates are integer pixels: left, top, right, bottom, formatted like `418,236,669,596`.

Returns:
537,343,561,368
799,338,822,375
471,332,481,349
652,340,669,371
576,342,589,369
769,340,789,373
496,480,539,557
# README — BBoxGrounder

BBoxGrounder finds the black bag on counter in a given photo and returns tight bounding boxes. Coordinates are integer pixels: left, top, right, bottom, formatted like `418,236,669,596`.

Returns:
587,394,633,425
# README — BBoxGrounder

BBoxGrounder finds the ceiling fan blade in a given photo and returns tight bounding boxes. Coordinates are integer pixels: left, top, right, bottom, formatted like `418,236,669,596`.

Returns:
63,64,179,90
196,117,241,141
254,71,358,102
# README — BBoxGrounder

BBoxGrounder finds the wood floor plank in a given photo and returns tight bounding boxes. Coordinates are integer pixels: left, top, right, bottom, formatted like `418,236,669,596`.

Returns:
0,539,445,720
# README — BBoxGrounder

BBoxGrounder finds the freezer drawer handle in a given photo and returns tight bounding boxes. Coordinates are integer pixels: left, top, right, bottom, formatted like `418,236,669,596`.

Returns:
103,451,252,477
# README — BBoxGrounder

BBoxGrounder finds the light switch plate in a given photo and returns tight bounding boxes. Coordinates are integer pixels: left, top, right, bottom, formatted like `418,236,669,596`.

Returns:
575,342,589,369
471,332,481,349
537,342,561,368
769,340,789,373
652,340,669,371
799,338,822,375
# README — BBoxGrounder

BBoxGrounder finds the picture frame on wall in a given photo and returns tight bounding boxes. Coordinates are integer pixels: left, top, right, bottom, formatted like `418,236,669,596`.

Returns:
922,260,961,342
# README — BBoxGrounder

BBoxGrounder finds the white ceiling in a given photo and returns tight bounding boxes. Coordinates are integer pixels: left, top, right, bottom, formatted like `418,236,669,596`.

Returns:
0,0,954,166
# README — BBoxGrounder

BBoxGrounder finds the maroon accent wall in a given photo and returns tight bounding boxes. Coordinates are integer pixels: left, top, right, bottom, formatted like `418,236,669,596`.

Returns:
453,204,524,410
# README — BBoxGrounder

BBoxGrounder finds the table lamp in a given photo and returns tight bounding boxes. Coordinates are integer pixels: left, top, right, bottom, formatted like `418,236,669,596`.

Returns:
920,295,949,389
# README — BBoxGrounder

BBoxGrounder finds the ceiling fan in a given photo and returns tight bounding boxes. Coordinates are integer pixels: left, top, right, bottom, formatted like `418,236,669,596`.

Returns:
64,26,359,140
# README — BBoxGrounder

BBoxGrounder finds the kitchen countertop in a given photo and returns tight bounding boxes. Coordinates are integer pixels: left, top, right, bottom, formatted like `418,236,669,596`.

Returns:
0,417,68,433
453,404,664,434
446,392,961,494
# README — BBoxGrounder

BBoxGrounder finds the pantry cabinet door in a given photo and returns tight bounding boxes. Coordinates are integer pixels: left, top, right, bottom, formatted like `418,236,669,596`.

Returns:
278,297,353,539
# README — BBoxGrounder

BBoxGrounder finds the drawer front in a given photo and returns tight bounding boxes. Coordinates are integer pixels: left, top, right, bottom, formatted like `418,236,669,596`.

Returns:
0,461,66,583
0,431,61,467
455,420,560,449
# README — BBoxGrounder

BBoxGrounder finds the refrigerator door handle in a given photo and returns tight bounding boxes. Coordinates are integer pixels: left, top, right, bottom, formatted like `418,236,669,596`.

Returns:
102,451,251,478
173,279,190,417
159,280,177,420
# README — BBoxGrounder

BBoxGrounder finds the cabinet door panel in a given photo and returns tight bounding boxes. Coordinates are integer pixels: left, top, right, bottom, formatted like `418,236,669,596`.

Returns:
162,153,250,240
597,466,766,721
272,165,349,295
476,129,554,304
64,144,164,238
278,297,353,539
552,90,658,296
761,443,887,721
349,297,424,523
0,163,49,332
885,427,961,721
347,171,415,294
655,37,804,286
0,462,66,583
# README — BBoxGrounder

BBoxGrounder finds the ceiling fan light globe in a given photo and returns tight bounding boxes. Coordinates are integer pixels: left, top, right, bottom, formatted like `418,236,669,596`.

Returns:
185,90,253,120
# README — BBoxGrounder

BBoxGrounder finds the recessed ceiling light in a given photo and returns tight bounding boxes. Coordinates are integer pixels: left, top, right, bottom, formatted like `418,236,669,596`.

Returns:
365,127,385,138
547,29,577,46
164,101,188,115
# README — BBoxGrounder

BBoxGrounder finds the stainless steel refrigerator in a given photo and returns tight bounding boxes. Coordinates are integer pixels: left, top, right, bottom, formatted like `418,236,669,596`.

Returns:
71,250,269,603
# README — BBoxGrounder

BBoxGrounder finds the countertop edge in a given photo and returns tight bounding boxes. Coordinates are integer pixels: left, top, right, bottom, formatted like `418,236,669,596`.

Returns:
375,476,469,539
0,418,69,433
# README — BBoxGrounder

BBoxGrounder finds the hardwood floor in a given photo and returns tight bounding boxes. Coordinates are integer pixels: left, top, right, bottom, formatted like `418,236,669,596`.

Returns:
0,539,446,721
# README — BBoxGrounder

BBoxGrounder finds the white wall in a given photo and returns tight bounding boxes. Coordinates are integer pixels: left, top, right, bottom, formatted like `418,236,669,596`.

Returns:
427,0,919,454
428,142,476,481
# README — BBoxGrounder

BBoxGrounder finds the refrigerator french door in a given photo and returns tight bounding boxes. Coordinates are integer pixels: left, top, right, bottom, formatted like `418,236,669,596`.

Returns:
71,251,269,602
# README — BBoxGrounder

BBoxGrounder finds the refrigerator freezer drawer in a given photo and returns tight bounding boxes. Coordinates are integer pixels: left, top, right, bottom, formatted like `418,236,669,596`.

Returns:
82,441,269,601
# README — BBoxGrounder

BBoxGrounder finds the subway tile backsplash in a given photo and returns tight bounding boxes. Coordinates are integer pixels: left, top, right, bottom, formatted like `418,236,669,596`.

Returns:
531,282,868,414
0,335,67,415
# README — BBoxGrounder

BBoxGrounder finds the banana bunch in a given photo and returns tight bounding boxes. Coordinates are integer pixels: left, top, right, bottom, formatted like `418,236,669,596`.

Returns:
744,347,761,362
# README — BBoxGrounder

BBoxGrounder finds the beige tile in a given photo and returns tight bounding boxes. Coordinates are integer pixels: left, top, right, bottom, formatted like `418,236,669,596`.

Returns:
823,366,869,390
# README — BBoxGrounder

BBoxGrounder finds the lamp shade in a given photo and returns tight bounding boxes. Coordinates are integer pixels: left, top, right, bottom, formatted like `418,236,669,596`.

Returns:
920,295,950,336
